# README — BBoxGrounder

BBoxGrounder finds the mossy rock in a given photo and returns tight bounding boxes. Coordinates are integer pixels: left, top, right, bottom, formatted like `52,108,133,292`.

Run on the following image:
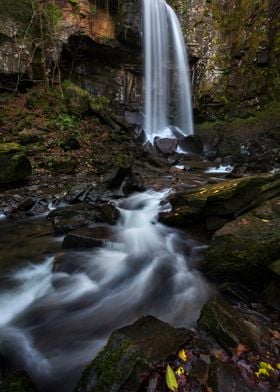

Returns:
198,296,259,354
160,173,280,230
0,143,32,183
268,260,280,276
75,316,191,392
0,370,38,392
205,198,280,277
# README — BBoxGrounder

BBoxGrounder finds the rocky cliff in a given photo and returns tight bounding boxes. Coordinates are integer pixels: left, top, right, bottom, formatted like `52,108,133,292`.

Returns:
0,0,279,121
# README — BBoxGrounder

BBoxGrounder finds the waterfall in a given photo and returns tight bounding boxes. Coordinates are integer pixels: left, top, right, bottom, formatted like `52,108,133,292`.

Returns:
143,0,194,142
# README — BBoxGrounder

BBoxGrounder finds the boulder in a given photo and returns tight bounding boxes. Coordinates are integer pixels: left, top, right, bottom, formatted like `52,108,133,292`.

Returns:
178,135,204,154
48,203,101,234
205,198,280,276
198,296,259,354
48,203,120,234
62,226,114,250
160,173,280,231
154,138,178,156
75,316,192,392
0,143,32,183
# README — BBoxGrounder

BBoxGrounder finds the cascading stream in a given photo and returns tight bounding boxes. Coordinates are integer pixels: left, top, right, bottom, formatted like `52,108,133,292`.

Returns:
143,0,194,142
0,190,212,392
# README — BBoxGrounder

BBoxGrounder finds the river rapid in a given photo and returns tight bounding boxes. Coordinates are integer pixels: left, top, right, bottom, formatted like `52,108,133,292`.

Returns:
0,189,213,391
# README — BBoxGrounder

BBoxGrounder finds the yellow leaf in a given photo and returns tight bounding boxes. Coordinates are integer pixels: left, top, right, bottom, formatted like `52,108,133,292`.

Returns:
277,363,280,370
175,367,185,376
178,349,188,362
166,364,178,392
259,361,274,372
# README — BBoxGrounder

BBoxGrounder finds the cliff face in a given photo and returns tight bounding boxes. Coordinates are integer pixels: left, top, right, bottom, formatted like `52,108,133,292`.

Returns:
0,0,279,121
172,0,280,120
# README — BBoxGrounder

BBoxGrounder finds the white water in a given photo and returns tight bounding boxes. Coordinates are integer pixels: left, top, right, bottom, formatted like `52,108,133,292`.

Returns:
0,190,211,391
206,165,233,174
143,0,194,142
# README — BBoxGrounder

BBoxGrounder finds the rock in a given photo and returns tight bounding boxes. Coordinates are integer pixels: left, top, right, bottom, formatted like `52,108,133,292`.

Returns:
52,252,79,274
205,198,280,277
0,143,32,184
0,370,38,392
268,259,280,276
262,281,280,311
62,226,114,250
154,138,178,156
160,173,280,230
198,296,259,354
107,167,144,195
48,204,102,234
208,361,252,392
178,135,204,154
75,316,192,392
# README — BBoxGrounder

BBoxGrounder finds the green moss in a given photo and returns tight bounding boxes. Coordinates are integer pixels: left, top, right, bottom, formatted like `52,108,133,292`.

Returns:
269,260,280,276
0,143,23,154
75,335,132,392
0,371,37,392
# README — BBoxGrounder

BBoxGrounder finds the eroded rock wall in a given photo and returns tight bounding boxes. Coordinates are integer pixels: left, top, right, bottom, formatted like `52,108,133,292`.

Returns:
0,0,279,119
172,0,280,120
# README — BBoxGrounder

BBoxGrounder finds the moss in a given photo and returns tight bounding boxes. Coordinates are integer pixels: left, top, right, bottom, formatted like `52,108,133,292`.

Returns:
0,143,23,155
0,370,37,392
63,81,91,117
269,260,280,276
75,334,133,392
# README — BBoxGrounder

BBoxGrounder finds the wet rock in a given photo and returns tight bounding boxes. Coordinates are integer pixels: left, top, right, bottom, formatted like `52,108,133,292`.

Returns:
179,135,203,154
48,203,102,234
107,166,145,195
208,361,252,392
0,143,32,184
154,138,178,156
75,316,192,392
160,173,280,230
62,226,114,250
198,296,259,354
205,198,280,277
52,252,79,274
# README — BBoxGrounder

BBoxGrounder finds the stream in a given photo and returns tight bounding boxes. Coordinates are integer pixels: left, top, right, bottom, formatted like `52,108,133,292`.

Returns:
0,189,213,391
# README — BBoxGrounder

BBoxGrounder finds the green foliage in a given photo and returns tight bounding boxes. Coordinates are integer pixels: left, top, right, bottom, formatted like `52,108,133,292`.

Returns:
90,95,110,112
55,114,80,137
69,0,79,5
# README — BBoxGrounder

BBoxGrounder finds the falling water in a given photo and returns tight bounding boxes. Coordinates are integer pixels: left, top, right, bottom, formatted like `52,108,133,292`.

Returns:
143,0,194,142
0,190,211,391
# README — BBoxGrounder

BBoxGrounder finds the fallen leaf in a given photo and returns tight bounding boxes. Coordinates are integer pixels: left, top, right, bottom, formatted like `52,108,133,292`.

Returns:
178,349,188,362
175,367,185,376
166,364,178,392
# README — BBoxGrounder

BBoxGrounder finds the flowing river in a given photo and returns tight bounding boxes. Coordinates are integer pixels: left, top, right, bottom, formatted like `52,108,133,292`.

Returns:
0,190,212,391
